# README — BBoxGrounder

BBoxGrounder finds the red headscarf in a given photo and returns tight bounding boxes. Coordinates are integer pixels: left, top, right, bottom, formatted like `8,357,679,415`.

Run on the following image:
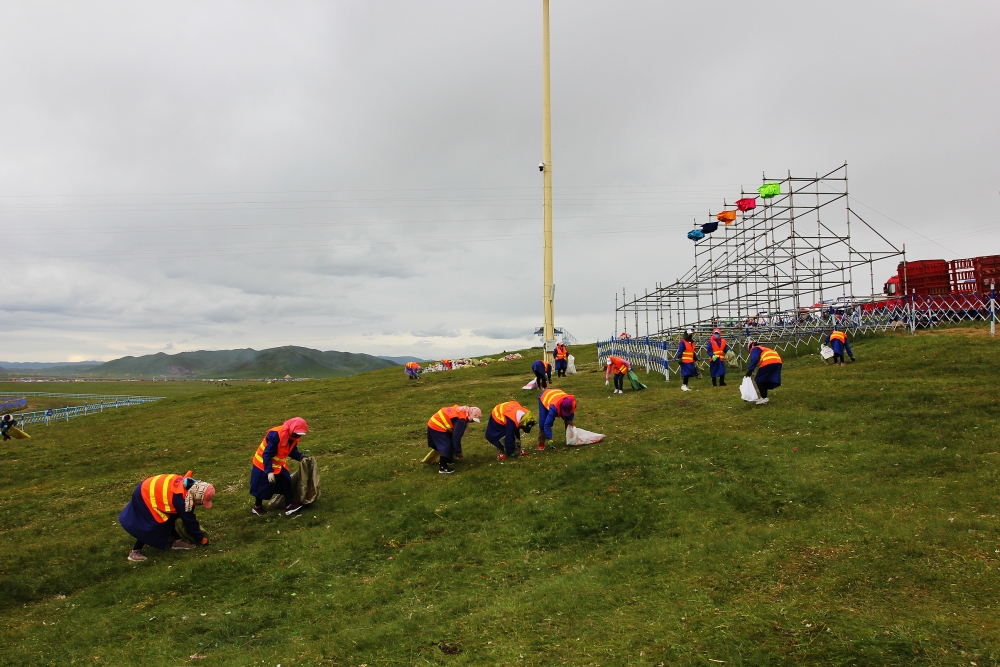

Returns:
283,417,309,436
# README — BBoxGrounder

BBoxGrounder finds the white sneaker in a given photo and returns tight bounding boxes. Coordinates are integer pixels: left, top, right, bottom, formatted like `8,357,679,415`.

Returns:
755,397,769,405
681,385,691,392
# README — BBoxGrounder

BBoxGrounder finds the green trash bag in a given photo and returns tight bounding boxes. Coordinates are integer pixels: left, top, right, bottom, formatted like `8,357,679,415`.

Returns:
626,370,647,390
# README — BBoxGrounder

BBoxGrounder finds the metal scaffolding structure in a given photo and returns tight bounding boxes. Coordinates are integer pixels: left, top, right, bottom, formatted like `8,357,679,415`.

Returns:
615,163,903,340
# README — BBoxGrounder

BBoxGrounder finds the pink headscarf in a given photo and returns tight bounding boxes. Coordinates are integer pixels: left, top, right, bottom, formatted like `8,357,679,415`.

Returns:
283,417,309,437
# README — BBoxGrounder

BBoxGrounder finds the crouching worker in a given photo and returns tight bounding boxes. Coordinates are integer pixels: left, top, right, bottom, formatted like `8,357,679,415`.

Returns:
531,359,552,389
250,417,308,516
745,341,782,405
605,355,630,394
119,471,214,562
538,388,576,451
826,326,854,366
485,402,536,460
427,405,481,474
1,414,17,441
405,361,421,379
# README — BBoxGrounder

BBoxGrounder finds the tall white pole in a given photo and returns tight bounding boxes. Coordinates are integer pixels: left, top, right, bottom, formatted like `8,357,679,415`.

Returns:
541,0,555,364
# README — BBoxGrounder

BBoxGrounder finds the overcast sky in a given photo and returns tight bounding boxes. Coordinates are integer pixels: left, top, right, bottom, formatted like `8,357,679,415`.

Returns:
1,1,997,362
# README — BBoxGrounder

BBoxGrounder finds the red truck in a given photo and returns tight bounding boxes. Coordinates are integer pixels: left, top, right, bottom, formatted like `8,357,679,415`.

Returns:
884,255,1000,297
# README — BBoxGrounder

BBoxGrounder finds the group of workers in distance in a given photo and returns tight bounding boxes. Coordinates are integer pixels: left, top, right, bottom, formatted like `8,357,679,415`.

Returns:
118,416,311,562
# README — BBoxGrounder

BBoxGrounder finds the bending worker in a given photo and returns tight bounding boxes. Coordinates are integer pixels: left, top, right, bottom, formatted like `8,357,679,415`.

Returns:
537,387,576,451
826,326,854,366
119,471,214,562
677,329,698,392
250,417,309,516
1,414,17,441
427,405,481,474
554,342,569,377
485,401,535,460
531,359,552,389
706,328,729,387
405,361,421,380
605,355,631,394
745,341,782,405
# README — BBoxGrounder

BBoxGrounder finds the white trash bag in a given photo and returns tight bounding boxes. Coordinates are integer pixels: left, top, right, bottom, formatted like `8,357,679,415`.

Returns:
566,354,577,375
740,376,759,402
566,424,605,446
522,378,538,390
820,344,834,360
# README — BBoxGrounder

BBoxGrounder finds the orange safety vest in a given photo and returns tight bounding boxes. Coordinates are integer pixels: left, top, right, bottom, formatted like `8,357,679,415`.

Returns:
540,388,576,414
555,344,568,360
710,338,727,359
428,405,469,433
829,330,847,344
608,356,629,374
679,340,695,363
757,346,782,367
252,425,297,474
405,361,420,370
491,401,527,427
140,473,186,523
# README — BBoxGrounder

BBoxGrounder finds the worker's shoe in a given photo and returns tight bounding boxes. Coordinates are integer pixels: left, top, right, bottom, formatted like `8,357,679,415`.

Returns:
127,550,147,562
284,502,304,516
755,397,770,405
537,443,545,451
171,540,196,550
497,453,506,461
251,505,267,516
720,379,726,386
438,465,455,474
681,384,691,392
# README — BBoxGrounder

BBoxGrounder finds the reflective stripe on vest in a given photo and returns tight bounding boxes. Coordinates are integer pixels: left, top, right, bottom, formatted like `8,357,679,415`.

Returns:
491,401,526,427
555,345,568,360
710,338,726,358
539,389,569,411
428,405,467,433
609,356,628,374
758,347,782,367
680,340,695,363
830,331,847,344
253,426,292,474
140,474,184,523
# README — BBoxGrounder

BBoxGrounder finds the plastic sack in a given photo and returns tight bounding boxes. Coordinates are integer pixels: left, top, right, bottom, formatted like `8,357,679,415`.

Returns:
522,378,538,390
7,426,30,439
421,448,440,464
820,344,834,360
627,370,647,390
724,350,737,366
566,354,577,374
566,424,605,446
740,376,759,402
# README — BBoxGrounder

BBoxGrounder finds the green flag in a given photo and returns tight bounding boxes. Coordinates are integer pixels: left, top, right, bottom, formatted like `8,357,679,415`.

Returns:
758,182,780,198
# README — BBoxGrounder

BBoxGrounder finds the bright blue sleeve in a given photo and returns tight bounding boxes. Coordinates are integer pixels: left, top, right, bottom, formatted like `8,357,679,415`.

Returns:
825,333,832,344
289,444,304,462
747,347,762,372
675,342,684,360
262,431,280,471
845,340,854,357
171,493,205,543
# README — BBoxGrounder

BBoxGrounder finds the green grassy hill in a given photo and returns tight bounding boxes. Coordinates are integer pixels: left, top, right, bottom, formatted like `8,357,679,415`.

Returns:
3,326,1000,666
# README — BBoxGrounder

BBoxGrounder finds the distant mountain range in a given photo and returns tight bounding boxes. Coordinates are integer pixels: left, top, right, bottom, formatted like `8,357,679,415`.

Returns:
0,347,400,379
0,361,102,370
377,355,424,364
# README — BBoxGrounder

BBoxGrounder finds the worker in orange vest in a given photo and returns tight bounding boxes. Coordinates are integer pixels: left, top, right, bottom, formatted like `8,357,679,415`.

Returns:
485,401,535,460
118,471,214,562
706,328,729,387
405,361,421,379
825,326,854,366
250,417,309,516
605,355,630,394
531,359,552,389
427,405,482,474
676,329,699,391
554,342,569,377
537,388,576,450
745,341,782,405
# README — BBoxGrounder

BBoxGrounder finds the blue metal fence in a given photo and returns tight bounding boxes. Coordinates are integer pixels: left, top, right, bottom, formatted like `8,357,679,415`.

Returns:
1,394,164,427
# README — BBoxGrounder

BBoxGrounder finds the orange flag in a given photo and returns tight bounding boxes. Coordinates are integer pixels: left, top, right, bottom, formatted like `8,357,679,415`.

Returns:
716,210,737,225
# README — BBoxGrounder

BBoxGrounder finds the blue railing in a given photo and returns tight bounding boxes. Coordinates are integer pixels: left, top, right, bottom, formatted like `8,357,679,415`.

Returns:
2,394,165,427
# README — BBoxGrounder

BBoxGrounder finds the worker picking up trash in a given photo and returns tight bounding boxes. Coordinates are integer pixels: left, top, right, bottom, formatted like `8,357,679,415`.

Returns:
605,354,631,394
826,326,855,366
250,417,309,516
531,358,552,390
404,361,421,379
677,329,699,391
706,328,729,387
537,387,576,450
484,401,535,460
745,341,782,405
118,471,214,562
426,404,481,474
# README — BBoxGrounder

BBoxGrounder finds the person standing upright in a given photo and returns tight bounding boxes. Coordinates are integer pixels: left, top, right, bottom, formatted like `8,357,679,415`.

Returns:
554,342,569,377
706,329,729,387
676,330,699,392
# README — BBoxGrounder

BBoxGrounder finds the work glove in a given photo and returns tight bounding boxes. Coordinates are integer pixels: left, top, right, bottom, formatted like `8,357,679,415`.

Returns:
267,472,276,484
605,380,609,386
199,537,209,546
745,371,752,378
850,357,856,362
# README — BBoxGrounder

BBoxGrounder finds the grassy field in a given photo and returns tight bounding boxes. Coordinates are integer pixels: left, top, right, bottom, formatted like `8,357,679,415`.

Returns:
3,327,1000,666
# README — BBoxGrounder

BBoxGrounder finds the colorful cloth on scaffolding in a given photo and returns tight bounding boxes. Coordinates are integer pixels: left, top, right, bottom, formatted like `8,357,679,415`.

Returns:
701,221,719,234
758,182,780,198
687,229,705,241
736,197,756,212
716,211,736,224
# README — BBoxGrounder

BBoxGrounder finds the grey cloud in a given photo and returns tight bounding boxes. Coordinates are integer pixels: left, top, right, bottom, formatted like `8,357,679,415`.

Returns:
471,327,533,340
